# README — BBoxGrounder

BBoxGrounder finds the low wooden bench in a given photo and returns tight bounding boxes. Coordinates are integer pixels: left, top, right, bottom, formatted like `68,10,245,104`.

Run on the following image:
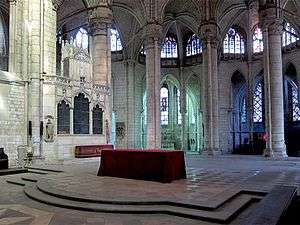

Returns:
240,185,297,225
75,144,114,158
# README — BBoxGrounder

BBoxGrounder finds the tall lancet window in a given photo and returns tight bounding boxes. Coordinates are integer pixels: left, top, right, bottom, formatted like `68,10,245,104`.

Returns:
186,34,202,56
253,26,264,53
74,28,89,50
253,81,263,123
292,85,300,122
111,28,123,51
161,37,178,58
160,87,169,125
177,88,182,124
282,22,299,47
223,27,245,54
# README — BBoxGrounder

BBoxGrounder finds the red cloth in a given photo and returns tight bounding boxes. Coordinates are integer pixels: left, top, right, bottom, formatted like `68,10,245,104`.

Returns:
75,144,114,158
98,149,186,183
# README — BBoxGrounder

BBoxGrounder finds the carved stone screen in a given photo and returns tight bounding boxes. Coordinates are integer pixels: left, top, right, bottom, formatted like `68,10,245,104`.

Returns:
57,100,70,134
93,105,103,134
74,93,89,134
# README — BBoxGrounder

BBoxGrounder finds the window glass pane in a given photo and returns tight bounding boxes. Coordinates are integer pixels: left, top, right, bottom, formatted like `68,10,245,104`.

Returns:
74,93,89,134
93,105,103,134
292,85,300,121
253,82,263,123
57,101,70,134
161,37,178,58
223,27,245,54
160,87,169,125
111,28,123,51
282,22,299,47
186,34,202,56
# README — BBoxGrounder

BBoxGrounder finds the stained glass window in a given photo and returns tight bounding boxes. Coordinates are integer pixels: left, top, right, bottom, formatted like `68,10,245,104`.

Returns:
241,97,247,123
292,85,300,121
93,105,103,134
75,28,89,50
282,22,299,47
74,93,89,134
186,34,202,56
253,27,264,53
177,88,182,125
57,101,70,134
140,45,146,55
0,16,6,57
223,28,245,54
253,82,263,123
111,28,123,51
160,87,169,125
161,37,178,58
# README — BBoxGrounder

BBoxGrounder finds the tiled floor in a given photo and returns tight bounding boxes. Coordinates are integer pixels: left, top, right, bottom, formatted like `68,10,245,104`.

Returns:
1,155,300,224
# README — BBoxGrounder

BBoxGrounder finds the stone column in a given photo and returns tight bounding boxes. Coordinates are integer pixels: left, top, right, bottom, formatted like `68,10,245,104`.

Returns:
200,22,220,155
143,23,162,149
125,60,136,148
8,0,17,72
89,103,93,134
180,84,187,151
260,6,287,157
88,4,112,142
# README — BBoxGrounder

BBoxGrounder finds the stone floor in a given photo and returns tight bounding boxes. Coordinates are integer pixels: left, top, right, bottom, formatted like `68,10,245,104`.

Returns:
0,155,300,225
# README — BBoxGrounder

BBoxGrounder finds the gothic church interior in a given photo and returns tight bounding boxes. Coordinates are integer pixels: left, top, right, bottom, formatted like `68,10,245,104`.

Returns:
0,0,300,224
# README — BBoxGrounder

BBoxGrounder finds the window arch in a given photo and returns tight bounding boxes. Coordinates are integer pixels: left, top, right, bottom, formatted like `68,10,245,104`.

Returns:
161,37,178,58
74,93,89,134
253,81,263,123
111,28,123,51
253,26,263,53
282,22,299,47
160,86,169,125
223,27,245,54
57,100,70,134
186,34,202,56
74,28,89,50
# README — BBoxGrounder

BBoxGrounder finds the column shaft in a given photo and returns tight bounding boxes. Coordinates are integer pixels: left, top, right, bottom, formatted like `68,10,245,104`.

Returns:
145,32,162,149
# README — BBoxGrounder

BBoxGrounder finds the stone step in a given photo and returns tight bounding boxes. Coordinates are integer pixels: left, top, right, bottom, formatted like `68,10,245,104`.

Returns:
0,168,28,176
26,166,63,173
24,185,261,223
37,179,257,211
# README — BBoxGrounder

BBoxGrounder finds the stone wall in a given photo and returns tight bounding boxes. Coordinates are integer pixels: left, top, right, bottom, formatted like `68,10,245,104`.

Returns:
0,82,26,164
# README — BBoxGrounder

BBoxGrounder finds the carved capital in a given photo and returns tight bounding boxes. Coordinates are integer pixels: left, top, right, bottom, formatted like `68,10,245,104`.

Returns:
86,0,111,8
51,0,64,11
199,21,220,49
8,0,17,5
142,23,163,49
88,6,112,36
259,4,283,35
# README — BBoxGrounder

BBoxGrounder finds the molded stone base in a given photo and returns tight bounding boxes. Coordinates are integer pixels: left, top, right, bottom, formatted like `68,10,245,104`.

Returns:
202,148,221,156
263,148,288,158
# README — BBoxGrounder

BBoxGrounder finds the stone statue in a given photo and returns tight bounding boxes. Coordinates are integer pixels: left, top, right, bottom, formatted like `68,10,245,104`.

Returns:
45,116,54,142
105,119,110,144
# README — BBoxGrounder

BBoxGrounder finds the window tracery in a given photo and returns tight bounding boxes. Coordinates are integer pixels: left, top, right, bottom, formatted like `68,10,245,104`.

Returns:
253,81,263,123
74,28,89,50
161,37,178,58
186,34,202,56
111,28,123,51
253,27,263,53
223,27,245,54
160,87,169,125
282,22,299,47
